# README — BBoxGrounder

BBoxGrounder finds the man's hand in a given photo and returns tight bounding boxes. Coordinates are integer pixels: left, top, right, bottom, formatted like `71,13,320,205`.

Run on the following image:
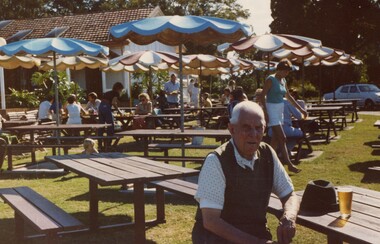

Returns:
276,216,296,244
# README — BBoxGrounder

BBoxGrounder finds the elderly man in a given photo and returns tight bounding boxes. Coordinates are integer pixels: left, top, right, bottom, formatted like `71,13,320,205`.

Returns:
193,101,300,244
164,74,180,107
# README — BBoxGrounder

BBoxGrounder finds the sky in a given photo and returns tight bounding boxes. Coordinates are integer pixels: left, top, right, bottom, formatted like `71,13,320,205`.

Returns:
236,0,273,35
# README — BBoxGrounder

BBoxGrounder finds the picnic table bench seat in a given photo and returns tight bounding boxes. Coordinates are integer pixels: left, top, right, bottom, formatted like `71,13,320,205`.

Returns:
147,142,219,164
148,179,198,223
0,186,84,243
2,143,80,170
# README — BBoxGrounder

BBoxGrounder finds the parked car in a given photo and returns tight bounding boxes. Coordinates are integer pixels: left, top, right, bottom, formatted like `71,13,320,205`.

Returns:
323,83,380,110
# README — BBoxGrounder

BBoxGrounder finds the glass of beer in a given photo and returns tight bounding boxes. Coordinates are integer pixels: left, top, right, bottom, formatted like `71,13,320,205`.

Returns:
337,188,353,219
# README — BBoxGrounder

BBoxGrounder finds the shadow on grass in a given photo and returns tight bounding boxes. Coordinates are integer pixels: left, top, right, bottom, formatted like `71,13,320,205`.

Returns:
66,188,197,207
349,160,380,183
0,215,159,244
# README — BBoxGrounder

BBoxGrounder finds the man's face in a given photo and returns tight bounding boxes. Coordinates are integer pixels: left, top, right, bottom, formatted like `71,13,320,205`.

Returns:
228,109,265,160
171,75,176,82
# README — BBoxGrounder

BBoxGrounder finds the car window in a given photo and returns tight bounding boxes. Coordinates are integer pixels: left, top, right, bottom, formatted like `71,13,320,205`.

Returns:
341,86,349,93
359,84,380,92
350,86,359,93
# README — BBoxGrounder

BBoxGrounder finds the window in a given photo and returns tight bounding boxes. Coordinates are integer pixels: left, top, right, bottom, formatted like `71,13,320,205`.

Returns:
0,20,13,30
349,86,359,93
6,29,33,43
44,27,69,38
340,86,349,93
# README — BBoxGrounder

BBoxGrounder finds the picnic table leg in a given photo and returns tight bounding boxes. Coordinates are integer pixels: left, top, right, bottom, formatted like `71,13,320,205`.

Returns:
15,212,25,241
89,180,99,231
327,235,343,244
134,182,146,243
155,186,166,223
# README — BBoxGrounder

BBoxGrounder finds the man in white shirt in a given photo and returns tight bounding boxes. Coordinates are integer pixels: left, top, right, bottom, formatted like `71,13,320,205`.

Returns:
193,101,299,244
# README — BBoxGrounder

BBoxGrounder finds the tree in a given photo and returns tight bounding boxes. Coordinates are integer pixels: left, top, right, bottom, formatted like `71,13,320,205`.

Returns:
0,0,49,19
270,0,380,94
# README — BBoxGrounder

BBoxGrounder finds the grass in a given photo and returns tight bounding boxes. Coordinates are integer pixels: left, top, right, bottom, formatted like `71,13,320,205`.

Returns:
1,114,380,243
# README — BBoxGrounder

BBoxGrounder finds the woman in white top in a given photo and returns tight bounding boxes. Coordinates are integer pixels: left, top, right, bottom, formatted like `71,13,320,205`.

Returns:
65,94,82,124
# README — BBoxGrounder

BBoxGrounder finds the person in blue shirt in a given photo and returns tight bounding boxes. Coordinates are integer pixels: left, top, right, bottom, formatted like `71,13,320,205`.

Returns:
98,82,124,150
164,74,180,107
260,59,307,173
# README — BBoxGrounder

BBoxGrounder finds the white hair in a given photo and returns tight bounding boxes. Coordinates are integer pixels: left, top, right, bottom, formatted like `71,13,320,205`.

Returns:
229,101,265,125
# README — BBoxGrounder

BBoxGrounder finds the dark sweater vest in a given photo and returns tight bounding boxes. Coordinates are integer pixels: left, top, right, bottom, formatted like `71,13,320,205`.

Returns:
192,141,274,243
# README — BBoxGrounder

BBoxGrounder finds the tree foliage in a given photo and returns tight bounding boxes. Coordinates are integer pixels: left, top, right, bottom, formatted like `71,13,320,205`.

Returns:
270,0,380,94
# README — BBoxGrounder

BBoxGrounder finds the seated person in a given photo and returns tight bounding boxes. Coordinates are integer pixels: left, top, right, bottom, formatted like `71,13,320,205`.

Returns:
85,92,101,114
64,94,84,136
38,95,54,124
289,88,306,109
155,90,168,111
227,89,246,118
82,138,99,155
133,93,153,129
64,94,83,125
268,99,304,150
202,93,213,108
220,87,231,105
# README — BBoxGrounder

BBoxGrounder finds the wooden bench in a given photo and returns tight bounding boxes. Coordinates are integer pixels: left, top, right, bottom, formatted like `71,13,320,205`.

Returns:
148,179,197,223
0,186,83,243
2,143,80,170
38,135,122,151
147,143,218,164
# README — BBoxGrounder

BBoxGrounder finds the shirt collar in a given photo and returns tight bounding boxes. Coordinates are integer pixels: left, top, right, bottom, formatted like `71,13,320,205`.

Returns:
230,139,258,171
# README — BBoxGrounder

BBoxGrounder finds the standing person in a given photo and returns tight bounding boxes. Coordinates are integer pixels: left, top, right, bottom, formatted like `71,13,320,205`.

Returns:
188,78,195,101
260,59,307,173
164,74,180,107
191,82,201,108
192,101,300,244
85,92,101,114
98,82,124,149
38,94,54,124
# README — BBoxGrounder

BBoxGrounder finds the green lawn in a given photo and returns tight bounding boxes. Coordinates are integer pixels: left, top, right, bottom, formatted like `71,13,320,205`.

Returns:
1,114,379,243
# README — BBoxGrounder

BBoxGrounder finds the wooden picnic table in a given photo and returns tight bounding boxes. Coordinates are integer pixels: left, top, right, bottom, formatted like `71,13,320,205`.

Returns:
114,113,192,130
163,106,227,128
117,128,230,165
322,99,360,122
45,152,199,243
117,128,231,157
4,124,111,163
307,106,343,143
269,185,380,243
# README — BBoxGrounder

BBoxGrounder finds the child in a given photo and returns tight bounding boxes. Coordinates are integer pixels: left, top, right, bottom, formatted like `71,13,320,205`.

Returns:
82,138,99,155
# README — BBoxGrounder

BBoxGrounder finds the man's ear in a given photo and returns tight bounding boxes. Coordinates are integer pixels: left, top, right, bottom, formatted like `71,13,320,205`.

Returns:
227,123,234,134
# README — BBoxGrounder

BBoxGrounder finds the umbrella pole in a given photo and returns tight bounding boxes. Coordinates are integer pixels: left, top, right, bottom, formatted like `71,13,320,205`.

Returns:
179,44,184,132
53,52,61,155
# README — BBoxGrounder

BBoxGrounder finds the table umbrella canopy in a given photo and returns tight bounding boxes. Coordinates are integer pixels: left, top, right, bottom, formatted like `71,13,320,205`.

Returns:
230,33,322,52
118,50,179,66
0,38,109,57
40,55,108,71
110,15,252,46
181,54,231,69
0,55,41,69
0,37,109,129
